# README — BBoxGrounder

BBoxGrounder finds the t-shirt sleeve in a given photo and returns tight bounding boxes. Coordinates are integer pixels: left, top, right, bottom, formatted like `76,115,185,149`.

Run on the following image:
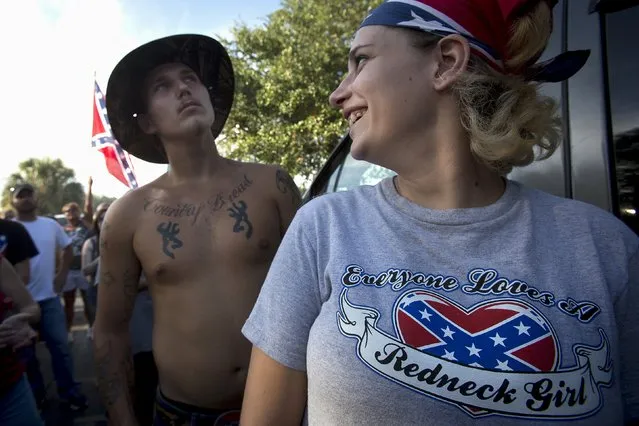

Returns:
242,209,321,372
55,221,72,248
617,246,639,422
5,221,39,265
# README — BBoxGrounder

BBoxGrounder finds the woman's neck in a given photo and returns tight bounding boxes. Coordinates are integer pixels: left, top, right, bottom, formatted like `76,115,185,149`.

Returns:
393,113,506,210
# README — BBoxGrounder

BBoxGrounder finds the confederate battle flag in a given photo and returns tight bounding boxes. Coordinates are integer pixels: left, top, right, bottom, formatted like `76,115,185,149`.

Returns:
92,80,138,189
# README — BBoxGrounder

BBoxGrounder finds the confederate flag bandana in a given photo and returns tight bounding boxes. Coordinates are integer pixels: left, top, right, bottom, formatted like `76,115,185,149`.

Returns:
359,0,590,82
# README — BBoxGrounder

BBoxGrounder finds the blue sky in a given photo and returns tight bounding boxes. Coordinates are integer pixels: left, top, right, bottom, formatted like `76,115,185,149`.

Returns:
0,0,282,198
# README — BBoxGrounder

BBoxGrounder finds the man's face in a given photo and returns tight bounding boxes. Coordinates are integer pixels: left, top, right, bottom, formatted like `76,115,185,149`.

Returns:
139,62,216,141
11,189,37,214
63,205,81,224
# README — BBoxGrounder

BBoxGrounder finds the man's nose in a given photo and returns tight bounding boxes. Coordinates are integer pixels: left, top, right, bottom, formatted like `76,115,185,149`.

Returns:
176,80,192,97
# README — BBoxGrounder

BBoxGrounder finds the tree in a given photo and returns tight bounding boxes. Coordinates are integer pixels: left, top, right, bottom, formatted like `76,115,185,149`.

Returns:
220,0,383,182
2,158,86,215
93,194,117,209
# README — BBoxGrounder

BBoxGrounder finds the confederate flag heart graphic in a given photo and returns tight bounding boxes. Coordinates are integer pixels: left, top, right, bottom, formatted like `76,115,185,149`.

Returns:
393,290,559,416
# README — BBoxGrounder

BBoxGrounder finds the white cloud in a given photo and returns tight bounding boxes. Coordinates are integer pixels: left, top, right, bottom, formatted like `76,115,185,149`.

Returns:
0,0,168,199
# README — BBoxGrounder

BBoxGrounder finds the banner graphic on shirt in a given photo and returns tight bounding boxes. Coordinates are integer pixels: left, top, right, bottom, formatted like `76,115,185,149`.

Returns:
337,288,612,419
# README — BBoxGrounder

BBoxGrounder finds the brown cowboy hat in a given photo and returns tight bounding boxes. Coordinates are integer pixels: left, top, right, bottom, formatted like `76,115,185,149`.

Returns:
105,34,234,164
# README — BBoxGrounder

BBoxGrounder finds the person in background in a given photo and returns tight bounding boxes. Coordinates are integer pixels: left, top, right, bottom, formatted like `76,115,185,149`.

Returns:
12,183,88,412
240,0,638,425
0,255,42,425
81,203,109,340
61,201,93,342
61,176,94,342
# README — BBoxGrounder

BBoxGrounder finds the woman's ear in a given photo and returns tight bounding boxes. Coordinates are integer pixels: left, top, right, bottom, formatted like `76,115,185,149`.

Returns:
431,34,471,91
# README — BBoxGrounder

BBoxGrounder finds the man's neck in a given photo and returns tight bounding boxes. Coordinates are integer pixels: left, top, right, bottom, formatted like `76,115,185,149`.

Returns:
17,212,37,222
162,132,226,184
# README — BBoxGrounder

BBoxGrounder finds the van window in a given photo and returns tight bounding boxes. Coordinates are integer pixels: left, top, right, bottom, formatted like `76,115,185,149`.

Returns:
330,153,395,193
605,5,639,234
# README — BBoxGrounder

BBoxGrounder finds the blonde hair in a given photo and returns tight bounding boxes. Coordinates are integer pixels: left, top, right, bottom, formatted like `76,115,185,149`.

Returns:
410,2,561,175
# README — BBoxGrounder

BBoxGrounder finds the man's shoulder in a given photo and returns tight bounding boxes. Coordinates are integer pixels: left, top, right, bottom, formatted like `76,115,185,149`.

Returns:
0,220,29,250
0,218,26,233
34,216,61,229
105,185,150,220
231,160,281,176
234,161,296,189
224,160,292,195
18,217,63,236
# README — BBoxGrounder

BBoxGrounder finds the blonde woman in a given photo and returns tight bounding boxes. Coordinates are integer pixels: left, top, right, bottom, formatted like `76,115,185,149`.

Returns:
240,0,638,425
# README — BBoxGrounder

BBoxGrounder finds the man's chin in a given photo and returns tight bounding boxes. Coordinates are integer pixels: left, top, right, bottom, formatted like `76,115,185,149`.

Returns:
16,207,36,215
176,120,215,138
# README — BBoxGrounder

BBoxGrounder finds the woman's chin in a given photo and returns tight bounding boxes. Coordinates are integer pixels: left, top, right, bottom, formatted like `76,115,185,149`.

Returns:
349,133,371,161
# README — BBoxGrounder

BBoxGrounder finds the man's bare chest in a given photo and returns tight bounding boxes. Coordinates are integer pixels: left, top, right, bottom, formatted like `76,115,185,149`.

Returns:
133,174,280,280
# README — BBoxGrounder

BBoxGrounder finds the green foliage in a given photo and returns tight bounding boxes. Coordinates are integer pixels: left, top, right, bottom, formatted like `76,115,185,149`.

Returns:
93,194,117,209
220,0,383,181
1,158,109,216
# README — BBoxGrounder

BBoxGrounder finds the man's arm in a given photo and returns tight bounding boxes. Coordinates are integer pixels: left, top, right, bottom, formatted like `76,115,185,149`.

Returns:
2,220,39,285
54,246,72,294
272,167,302,237
83,176,94,229
53,221,73,294
13,261,31,287
0,257,40,324
93,197,141,425
81,238,99,278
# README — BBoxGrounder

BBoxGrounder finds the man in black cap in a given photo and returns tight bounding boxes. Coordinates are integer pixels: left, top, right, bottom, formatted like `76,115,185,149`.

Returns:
11,183,88,411
93,34,301,425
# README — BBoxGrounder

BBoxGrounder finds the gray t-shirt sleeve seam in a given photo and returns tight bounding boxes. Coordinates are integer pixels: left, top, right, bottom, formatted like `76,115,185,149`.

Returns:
613,242,639,306
301,222,323,308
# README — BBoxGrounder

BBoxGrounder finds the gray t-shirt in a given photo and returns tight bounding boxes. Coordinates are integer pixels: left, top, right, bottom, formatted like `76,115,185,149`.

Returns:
242,178,639,425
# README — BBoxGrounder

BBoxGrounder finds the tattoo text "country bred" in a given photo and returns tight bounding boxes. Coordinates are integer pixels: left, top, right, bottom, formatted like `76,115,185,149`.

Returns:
144,199,204,226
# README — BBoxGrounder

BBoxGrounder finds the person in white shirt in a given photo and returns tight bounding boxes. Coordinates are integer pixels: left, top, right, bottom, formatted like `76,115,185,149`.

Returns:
11,183,88,412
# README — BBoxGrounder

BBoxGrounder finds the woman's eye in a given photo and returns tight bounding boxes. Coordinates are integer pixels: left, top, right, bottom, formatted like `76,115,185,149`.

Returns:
355,55,368,67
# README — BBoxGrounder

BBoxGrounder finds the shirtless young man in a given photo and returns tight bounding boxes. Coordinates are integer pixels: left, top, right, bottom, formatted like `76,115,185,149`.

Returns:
93,34,301,426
